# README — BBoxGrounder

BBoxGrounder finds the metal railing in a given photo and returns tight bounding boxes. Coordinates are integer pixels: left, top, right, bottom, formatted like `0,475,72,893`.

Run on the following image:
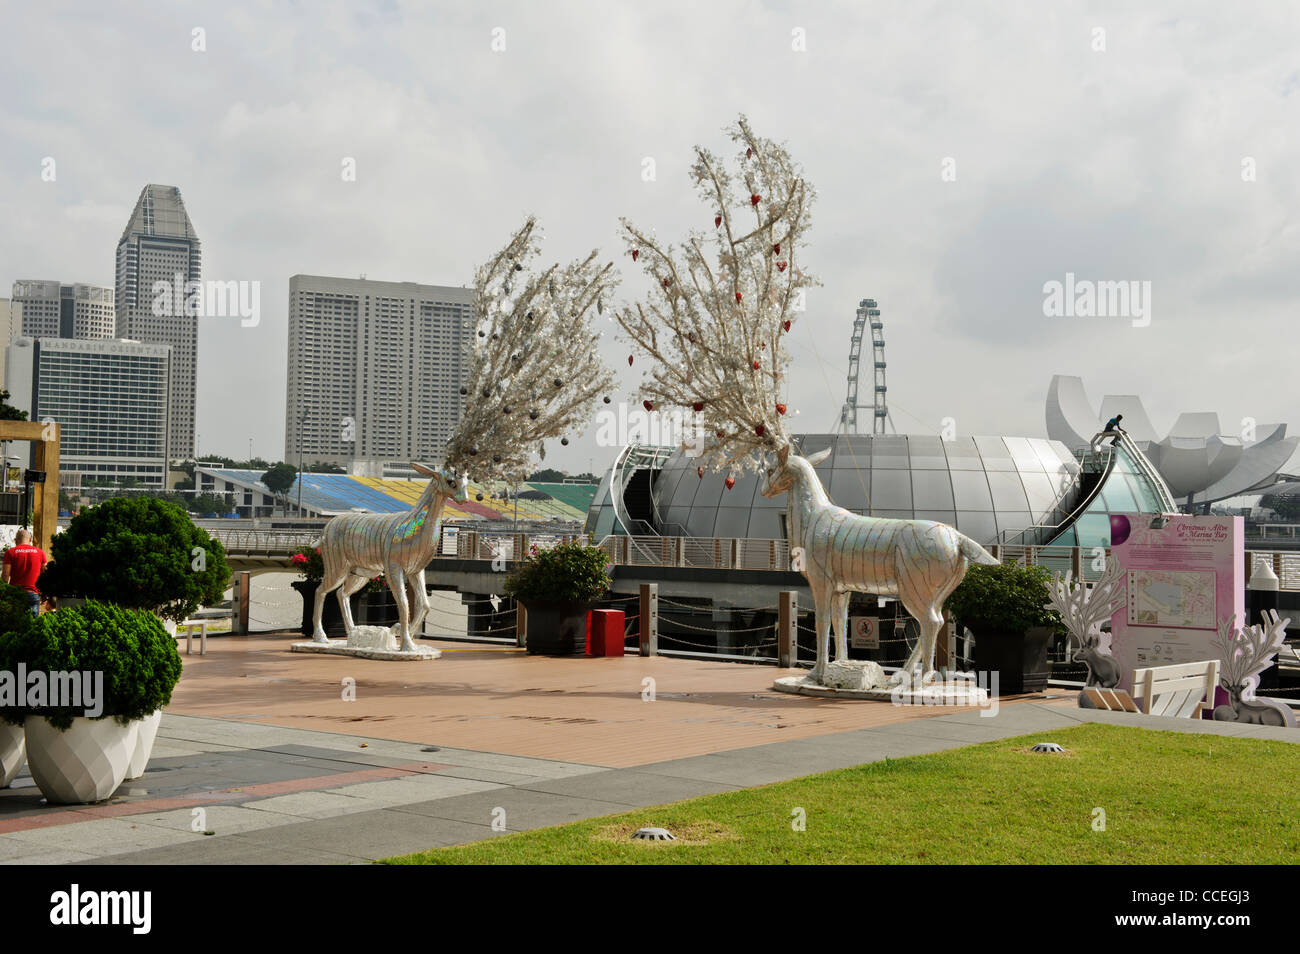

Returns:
209,527,1300,592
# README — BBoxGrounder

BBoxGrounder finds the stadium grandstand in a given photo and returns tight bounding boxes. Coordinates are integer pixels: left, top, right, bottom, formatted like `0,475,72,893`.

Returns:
193,467,596,524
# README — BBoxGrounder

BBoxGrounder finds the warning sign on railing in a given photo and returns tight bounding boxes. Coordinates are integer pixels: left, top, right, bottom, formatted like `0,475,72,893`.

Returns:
850,616,879,649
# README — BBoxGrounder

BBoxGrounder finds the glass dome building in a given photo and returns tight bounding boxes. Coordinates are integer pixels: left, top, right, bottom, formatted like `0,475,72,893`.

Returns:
586,432,1172,548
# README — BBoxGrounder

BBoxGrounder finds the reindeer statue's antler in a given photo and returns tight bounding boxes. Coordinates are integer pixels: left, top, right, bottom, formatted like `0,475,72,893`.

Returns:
615,115,820,476
1047,556,1128,657
1213,608,1292,694
444,216,617,484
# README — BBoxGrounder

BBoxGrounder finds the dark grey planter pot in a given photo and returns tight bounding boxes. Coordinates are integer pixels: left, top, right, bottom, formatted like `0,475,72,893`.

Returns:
972,625,1053,695
293,580,354,638
520,599,590,655
357,588,399,627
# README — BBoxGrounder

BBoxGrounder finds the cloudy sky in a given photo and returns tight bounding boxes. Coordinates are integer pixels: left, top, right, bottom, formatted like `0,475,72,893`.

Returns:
3,1,1297,476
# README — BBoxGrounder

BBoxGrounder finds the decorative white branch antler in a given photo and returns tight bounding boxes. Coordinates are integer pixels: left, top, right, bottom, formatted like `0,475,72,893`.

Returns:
615,115,820,476
1047,556,1127,655
1213,608,1291,694
444,216,617,484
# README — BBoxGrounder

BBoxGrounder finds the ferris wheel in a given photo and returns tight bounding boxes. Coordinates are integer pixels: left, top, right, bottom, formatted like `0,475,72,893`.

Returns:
837,298,893,434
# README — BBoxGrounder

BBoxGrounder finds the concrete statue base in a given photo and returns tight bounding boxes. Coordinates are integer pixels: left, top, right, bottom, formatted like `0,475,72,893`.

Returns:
291,625,442,661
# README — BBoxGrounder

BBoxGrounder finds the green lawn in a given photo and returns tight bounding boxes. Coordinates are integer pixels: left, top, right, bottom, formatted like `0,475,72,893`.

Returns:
385,724,1300,865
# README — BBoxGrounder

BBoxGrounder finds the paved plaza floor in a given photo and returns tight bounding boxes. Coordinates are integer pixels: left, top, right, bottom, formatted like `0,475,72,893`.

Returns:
2,633,1295,864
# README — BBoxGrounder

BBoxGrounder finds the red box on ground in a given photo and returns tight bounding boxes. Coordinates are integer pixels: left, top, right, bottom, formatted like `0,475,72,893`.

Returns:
588,609,625,657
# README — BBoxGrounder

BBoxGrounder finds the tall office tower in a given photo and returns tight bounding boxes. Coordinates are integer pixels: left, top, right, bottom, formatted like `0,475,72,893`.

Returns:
0,298,21,390
284,276,474,473
5,337,172,487
115,184,201,461
9,281,115,339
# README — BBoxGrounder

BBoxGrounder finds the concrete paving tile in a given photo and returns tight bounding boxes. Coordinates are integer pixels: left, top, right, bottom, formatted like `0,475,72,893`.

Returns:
239,808,500,859
127,804,303,836
519,769,739,806
238,790,378,820
2,846,103,865
389,788,632,830
322,776,502,806
89,833,362,866
4,817,198,855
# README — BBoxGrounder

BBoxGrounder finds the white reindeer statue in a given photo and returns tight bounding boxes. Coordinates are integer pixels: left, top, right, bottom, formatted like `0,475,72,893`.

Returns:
1047,556,1127,695
1211,609,1295,727
760,445,998,683
311,215,616,653
614,115,996,685
311,464,466,651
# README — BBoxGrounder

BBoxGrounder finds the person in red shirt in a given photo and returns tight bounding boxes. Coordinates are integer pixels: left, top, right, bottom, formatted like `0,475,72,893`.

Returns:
3,529,48,617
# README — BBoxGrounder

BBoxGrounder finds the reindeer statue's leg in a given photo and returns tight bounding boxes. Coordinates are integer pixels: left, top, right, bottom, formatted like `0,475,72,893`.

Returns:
313,556,351,643
809,583,834,683
830,591,850,663
387,565,417,653
406,568,430,634
336,572,369,636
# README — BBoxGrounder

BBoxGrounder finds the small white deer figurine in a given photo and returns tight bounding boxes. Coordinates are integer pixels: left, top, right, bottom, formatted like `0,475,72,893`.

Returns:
761,445,999,684
312,463,466,652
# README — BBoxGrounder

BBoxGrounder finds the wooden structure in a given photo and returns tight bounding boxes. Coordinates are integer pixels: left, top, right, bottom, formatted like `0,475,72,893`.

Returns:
0,420,60,553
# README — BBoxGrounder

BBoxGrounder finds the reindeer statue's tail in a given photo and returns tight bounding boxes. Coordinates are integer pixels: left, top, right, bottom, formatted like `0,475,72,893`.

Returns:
959,535,999,567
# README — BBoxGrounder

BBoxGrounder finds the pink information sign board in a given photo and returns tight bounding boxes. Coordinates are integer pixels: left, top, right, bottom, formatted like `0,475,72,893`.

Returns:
1106,513,1243,693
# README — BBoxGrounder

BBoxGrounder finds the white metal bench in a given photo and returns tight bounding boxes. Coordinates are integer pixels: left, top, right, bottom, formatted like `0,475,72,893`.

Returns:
1131,660,1219,718
1082,659,1220,719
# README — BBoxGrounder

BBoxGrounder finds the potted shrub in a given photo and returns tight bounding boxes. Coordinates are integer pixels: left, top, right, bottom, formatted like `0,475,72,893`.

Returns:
36,497,231,632
289,546,368,637
945,562,1065,694
0,583,33,787
505,541,612,655
0,601,183,803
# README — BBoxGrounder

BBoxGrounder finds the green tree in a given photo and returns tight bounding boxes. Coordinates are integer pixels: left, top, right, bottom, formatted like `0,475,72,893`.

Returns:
527,468,567,483
260,462,298,515
37,497,231,623
0,389,28,421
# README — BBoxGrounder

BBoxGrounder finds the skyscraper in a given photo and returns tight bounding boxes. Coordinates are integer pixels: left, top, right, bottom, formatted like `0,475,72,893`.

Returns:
284,275,473,472
115,184,200,461
5,336,171,488
10,280,115,340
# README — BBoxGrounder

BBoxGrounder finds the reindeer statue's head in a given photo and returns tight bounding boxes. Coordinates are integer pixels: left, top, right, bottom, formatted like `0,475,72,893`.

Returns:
761,445,830,498
411,462,468,502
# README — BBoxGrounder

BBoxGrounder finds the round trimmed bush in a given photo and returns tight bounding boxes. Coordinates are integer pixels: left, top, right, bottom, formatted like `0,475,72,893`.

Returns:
37,497,230,623
0,581,34,640
0,601,183,729
505,540,612,603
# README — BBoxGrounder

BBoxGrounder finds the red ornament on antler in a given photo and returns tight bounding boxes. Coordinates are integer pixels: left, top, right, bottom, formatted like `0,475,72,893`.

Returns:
777,261,787,273
697,466,704,479
735,291,743,303
752,359,761,370
643,400,654,411
776,403,787,416
662,277,672,289
631,249,639,261
773,242,781,254
755,424,766,437
750,194,761,206
692,401,705,412
628,355,634,366
782,319,791,332
714,214,722,228
724,477,736,490
746,147,752,159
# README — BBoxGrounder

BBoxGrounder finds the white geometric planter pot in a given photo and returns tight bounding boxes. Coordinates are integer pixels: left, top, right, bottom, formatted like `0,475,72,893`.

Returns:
124,710,163,781
0,721,24,788
24,716,138,804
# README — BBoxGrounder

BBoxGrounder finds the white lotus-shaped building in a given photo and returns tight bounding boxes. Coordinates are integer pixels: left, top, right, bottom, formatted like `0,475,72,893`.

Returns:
1047,375,1298,509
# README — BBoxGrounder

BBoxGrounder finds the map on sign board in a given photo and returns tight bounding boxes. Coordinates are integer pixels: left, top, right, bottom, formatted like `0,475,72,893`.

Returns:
1127,569,1216,629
